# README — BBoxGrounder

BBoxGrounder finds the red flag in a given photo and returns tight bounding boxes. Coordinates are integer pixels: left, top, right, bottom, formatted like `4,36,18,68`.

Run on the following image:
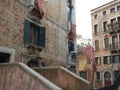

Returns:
69,23,76,39
83,43,97,72
34,0,47,19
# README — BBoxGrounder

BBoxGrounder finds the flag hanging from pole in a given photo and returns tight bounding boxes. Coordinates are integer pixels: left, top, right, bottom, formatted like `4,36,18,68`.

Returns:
34,0,47,19
83,43,97,72
69,23,76,39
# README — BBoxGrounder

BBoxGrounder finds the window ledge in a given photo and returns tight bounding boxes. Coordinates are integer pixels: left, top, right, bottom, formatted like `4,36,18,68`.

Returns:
25,43,44,51
103,48,109,50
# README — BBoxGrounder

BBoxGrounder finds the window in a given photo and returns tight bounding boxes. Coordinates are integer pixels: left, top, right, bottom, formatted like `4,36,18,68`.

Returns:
117,5,120,11
114,71,120,80
67,0,73,30
87,58,91,64
103,21,107,32
96,72,100,80
110,18,116,31
103,11,106,16
95,40,99,51
95,57,101,65
110,7,115,13
117,16,120,29
94,15,97,19
112,55,120,63
80,71,87,80
81,43,84,46
103,56,111,64
104,38,109,49
24,20,46,47
67,0,73,21
94,24,98,35
68,41,74,53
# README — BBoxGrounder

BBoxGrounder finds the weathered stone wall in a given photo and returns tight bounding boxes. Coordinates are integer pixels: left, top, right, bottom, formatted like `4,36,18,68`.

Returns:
0,0,69,66
0,0,25,62
40,0,68,66
0,63,62,90
34,67,90,90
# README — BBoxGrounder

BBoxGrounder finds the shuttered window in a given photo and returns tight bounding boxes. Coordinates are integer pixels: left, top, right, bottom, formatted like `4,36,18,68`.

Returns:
24,20,46,48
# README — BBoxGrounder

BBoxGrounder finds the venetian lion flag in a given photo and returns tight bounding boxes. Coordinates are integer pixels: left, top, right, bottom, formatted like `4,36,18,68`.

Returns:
83,43,97,72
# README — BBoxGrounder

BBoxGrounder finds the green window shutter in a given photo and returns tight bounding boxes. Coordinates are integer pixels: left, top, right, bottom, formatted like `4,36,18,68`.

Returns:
24,20,30,44
38,27,46,47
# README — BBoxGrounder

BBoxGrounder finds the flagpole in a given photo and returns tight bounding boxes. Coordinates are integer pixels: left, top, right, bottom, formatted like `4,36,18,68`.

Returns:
83,43,97,90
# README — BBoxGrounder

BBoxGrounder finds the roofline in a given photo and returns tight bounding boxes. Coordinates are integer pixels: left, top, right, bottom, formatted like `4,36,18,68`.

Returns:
91,0,116,12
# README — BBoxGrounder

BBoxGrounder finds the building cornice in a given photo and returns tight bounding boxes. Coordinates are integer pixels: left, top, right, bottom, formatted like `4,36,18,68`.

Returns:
91,0,120,15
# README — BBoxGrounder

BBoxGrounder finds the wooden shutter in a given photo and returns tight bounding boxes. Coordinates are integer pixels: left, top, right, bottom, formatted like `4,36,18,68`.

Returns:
24,20,30,44
38,27,46,47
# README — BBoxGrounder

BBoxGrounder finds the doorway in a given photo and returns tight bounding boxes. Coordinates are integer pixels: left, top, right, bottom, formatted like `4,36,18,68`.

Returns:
104,71,112,86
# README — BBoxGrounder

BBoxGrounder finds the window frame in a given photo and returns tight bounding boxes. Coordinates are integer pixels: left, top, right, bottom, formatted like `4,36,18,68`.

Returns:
95,57,101,65
103,11,107,16
110,7,115,13
94,40,99,51
96,71,101,80
103,56,111,64
94,15,97,19
112,55,120,63
103,21,107,32
117,5,120,11
94,24,98,35
104,38,109,49
24,19,46,48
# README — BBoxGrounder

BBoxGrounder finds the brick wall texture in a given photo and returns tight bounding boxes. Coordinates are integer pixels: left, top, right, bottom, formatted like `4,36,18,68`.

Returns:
0,0,69,66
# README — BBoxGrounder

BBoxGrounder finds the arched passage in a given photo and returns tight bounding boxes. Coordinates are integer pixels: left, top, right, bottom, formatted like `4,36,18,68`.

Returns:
27,59,39,68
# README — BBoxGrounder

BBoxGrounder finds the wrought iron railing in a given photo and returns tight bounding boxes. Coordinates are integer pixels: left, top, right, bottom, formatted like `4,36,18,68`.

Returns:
110,42,120,51
108,22,120,33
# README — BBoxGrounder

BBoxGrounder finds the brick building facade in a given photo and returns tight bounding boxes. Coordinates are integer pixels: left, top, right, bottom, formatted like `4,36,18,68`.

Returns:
0,0,76,68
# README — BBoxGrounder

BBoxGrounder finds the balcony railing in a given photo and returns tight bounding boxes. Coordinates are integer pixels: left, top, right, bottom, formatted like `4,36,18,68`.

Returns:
108,22,120,33
110,42,120,51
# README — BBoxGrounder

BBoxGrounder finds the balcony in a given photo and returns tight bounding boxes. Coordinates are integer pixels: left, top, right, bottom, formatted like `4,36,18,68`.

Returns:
108,22,120,34
110,42,120,53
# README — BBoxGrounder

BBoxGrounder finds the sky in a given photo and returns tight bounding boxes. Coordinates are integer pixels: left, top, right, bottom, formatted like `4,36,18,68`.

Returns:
76,0,113,39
